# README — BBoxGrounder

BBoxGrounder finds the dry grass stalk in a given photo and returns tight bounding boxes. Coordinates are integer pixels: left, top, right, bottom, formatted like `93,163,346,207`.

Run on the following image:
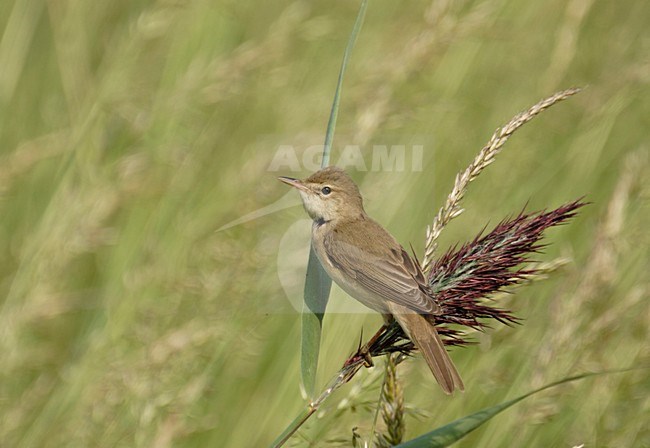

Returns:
422,87,582,274
355,1,495,145
375,354,405,447
533,148,648,387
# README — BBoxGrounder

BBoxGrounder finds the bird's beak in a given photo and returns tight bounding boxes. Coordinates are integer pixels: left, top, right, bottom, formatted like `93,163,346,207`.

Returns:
278,176,309,192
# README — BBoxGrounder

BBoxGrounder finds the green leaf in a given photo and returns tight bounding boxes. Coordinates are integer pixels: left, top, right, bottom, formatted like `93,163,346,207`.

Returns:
322,0,368,164
395,371,622,448
300,247,332,396
300,0,368,398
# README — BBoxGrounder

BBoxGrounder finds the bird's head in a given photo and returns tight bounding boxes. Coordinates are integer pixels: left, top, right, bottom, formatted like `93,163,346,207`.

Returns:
279,166,365,223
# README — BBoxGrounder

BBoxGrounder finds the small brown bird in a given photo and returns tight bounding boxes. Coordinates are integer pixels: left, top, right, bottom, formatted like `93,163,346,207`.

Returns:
279,166,463,394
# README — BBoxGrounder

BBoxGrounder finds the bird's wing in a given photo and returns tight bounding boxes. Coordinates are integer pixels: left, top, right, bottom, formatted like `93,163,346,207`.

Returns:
322,224,440,315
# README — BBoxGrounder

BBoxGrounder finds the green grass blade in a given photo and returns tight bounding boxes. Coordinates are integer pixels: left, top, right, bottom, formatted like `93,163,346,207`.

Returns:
396,370,634,448
300,248,332,396
269,406,316,448
322,0,368,164
300,0,368,398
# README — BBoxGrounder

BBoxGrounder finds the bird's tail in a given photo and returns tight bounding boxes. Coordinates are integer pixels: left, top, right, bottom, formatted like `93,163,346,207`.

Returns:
389,303,464,394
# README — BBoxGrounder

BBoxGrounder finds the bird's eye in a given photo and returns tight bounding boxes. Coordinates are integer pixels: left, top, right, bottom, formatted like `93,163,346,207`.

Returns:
321,186,332,195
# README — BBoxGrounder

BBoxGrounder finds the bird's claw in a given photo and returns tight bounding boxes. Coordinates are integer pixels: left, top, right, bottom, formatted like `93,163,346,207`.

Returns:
359,345,374,368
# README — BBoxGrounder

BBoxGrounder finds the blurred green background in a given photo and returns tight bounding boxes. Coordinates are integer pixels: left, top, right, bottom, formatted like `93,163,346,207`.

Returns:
0,0,648,446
